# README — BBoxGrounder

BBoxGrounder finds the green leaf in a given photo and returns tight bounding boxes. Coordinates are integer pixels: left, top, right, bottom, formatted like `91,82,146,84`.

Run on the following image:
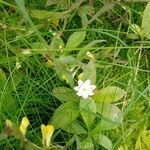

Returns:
83,60,96,84
54,60,74,87
58,56,77,65
127,33,139,40
31,42,49,50
94,103,123,131
64,121,87,134
51,102,79,130
66,31,86,49
79,98,96,129
76,136,94,150
97,134,112,150
52,87,79,102
142,3,150,39
30,10,66,25
93,86,126,103
30,10,55,19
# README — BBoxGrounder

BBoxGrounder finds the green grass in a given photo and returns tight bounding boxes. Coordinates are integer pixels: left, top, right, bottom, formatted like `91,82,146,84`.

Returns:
0,0,150,149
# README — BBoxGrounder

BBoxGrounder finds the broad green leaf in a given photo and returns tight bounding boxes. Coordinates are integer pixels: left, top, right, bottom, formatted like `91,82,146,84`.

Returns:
66,31,86,49
94,103,123,131
92,134,112,150
58,56,77,65
98,134,112,150
82,60,96,84
30,10,62,19
30,10,55,19
76,136,94,150
93,86,126,103
54,60,74,87
64,121,87,134
31,42,49,50
52,87,79,102
127,33,139,40
142,3,150,39
51,102,79,129
79,98,96,129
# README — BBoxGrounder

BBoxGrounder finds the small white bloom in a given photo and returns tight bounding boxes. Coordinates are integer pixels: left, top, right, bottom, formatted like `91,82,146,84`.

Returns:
74,79,96,99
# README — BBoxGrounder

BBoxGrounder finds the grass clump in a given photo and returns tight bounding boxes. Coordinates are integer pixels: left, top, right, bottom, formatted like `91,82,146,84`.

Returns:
0,0,150,149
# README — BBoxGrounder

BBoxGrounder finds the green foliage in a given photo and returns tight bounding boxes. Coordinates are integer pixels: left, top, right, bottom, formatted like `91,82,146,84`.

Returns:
51,59,125,149
95,103,123,130
135,125,150,150
79,98,96,129
93,134,112,150
54,60,74,87
66,31,86,49
64,121,87,134
142,2,150,39
52,87,79,102
93,86,126,103
76,136,94,150
82,60,96,84
0,0,149,149
0,70,22,115
51,101,79,129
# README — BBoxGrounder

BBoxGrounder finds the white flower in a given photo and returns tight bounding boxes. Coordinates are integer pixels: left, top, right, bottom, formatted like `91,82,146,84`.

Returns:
74,79,96,99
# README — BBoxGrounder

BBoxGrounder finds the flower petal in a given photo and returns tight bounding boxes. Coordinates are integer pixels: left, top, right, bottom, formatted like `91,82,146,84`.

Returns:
74,79,96,99
74,86,79,91
82,93,89,99
91,85,96,90
78,80,83,86
84,79,91,86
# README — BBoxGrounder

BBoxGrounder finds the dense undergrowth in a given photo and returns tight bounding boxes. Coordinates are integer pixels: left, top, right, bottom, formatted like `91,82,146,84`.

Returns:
0,0,150,150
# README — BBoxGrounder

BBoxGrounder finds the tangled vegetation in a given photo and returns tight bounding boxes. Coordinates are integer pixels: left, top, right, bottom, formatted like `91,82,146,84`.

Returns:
0,0,150,149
